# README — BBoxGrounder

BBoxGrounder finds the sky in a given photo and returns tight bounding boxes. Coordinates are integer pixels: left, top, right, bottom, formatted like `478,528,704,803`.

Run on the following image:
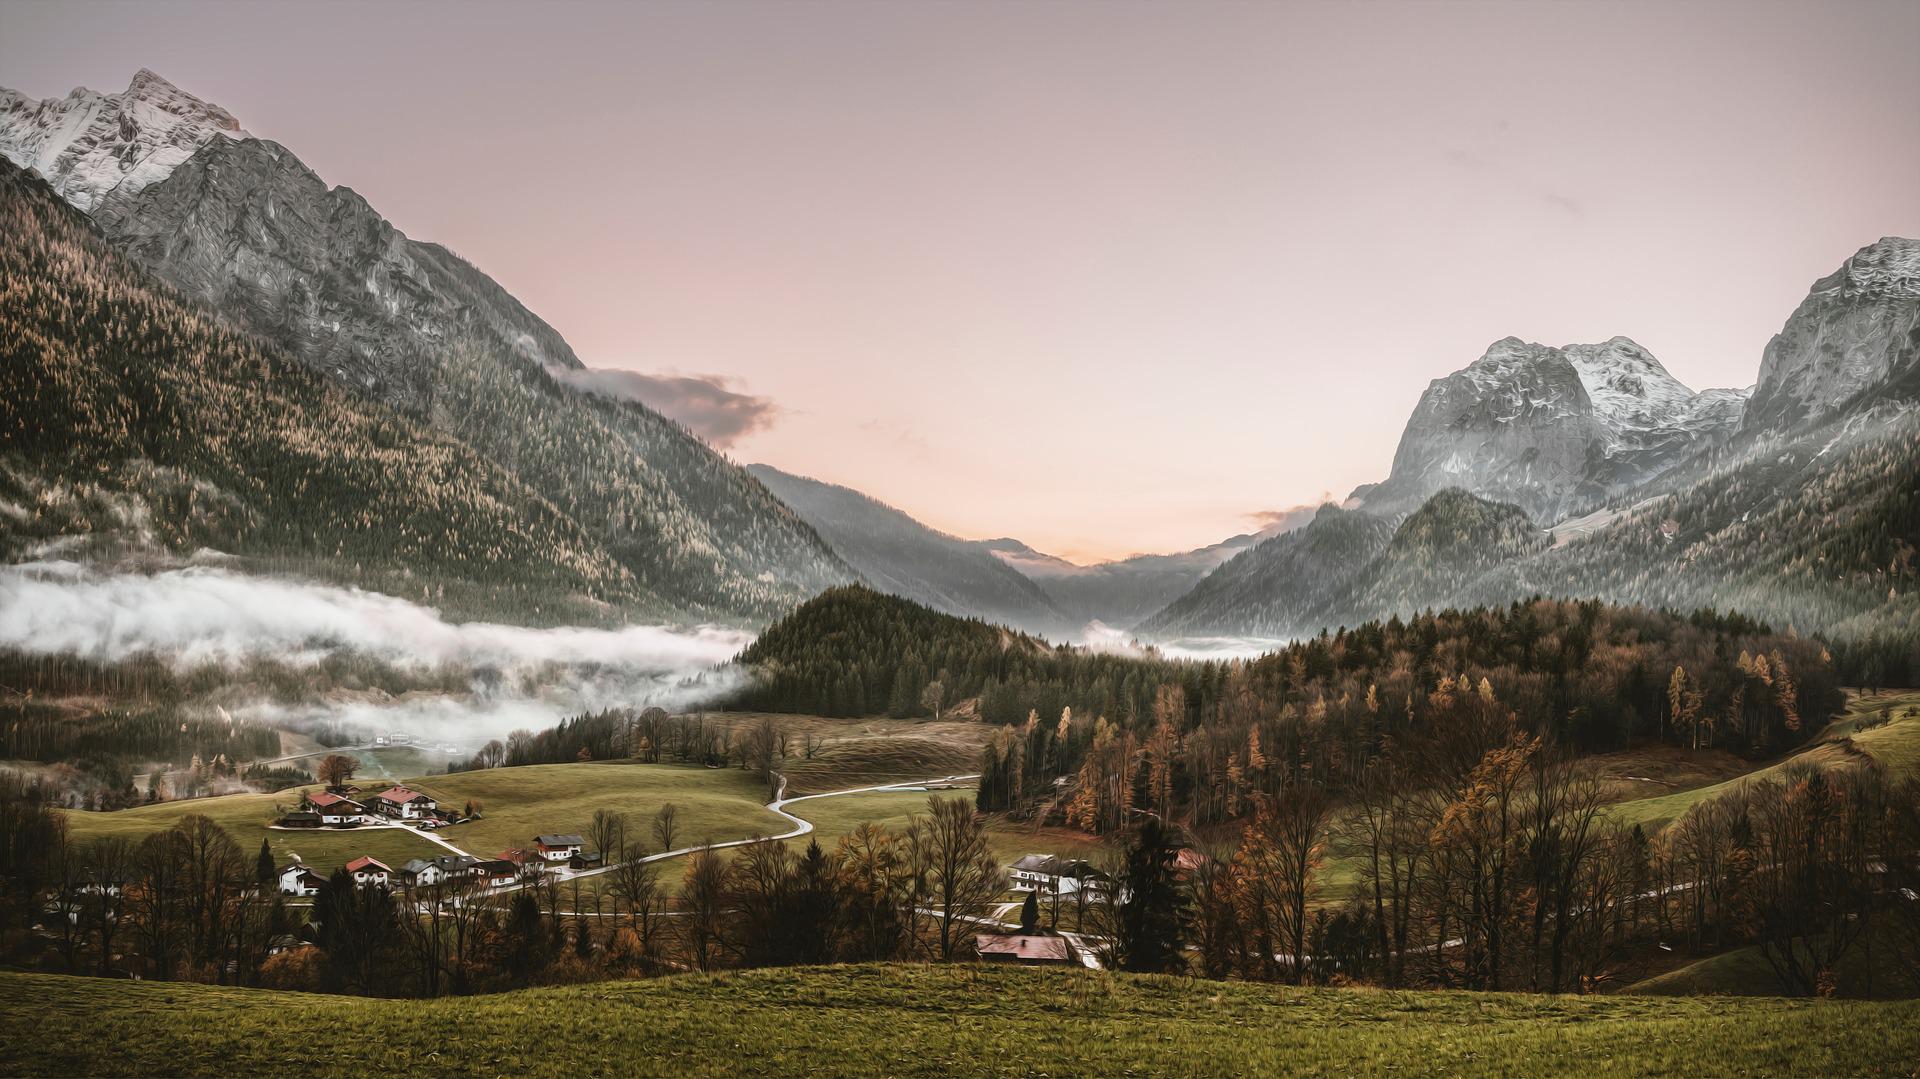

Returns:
3,1,1916,563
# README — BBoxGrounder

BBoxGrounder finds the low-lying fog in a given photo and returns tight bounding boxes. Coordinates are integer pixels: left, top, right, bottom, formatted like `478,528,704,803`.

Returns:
0,561,752,752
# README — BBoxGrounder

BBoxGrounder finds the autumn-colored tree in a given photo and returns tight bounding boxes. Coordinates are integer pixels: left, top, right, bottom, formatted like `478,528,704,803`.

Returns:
317,753,358,792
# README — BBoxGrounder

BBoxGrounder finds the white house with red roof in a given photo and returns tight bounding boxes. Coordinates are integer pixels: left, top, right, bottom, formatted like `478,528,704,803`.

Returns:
365,786,437,820
299,790,366,825
345,856,390,888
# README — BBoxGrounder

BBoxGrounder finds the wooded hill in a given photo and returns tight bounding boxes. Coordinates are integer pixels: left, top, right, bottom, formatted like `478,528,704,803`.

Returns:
734,586,1842,823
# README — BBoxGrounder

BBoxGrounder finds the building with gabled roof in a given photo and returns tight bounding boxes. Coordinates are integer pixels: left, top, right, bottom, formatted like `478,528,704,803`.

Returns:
365,786,437,820
345,856,390,888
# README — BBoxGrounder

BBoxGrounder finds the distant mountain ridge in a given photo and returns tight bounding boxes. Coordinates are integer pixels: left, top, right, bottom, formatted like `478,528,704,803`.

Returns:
746,465,1071,636
0,70,852,624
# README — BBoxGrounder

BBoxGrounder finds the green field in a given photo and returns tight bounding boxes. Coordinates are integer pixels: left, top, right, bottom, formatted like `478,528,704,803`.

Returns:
4,965,1915,1077
1605,690,1920,831
424,761,788,858
783,784,1106,868
60,786,442,874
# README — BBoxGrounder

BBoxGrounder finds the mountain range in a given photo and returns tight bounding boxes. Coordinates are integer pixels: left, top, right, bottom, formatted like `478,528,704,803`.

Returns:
1,70,852,624
3,69,1915,658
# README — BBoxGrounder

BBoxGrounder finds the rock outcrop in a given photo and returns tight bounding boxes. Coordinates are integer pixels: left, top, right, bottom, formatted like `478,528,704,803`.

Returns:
1744,237,1920,435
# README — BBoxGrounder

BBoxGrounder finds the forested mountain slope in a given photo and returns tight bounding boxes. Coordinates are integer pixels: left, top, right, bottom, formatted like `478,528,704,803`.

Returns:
0,159,642,618
1,71,851,623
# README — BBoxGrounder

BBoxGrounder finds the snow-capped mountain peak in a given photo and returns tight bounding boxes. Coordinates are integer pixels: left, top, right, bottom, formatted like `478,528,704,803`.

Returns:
0,69,244,212
1563,337,1697,441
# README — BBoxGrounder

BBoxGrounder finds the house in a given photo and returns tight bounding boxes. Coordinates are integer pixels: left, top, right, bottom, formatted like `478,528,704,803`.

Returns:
365,786,437,820
975,932,1076,966
279,811,323,829
1009,854,1109,897
475,858,520,888
535,834,584,864
568,849,604,872
397,858,446,888
499,848,546,878
345,856,390,888
278,863,326,897
300,790,366,825
398,855,479,888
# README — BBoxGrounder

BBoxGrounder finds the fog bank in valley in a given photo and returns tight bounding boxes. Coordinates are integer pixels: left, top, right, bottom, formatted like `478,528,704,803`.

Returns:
0,561,753,747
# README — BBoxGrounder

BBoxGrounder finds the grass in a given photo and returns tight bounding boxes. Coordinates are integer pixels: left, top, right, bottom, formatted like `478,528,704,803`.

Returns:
1603,689,1920,831
60,786,441,874
781,783,1107,868
711,713,990,795
423,761,788,858
4,965,1917,1077
1625,922,1920,1000
58,760,793,874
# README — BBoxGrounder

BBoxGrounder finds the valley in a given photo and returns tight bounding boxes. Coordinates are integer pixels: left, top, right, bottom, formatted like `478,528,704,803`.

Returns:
1,16,1916,1076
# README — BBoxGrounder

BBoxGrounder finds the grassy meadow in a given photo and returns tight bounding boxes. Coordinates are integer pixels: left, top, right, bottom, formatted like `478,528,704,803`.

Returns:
424,760,788,858
4,965,1916,1077
59,785,442,873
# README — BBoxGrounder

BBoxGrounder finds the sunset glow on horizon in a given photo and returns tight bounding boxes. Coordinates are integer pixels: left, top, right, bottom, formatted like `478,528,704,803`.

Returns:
6,0,1915,562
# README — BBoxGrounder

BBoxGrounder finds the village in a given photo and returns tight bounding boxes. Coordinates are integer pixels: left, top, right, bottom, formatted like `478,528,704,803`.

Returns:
275,785,603,897
268,777,1124,969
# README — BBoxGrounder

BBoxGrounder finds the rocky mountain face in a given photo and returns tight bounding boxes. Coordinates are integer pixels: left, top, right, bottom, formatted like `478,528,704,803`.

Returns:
0,69,242,213
1744,237,1920,435
747,465,1071,637
1147,241,1920,650
0,71,851,624
1363,336,1748,524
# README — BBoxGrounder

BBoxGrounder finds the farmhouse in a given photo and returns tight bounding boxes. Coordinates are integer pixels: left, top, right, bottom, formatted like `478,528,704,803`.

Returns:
278,863,325,897
279,811,322,829
1009,854,1110,897
535,834,584,864
299,790,365,825
398,855,480,888
499,848,545,878
345,856,390,888
975,933,1076,966
474,858,520,888
365,786,437,820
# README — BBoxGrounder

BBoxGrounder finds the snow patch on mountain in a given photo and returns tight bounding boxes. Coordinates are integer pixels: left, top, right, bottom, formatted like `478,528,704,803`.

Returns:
0,69,244,213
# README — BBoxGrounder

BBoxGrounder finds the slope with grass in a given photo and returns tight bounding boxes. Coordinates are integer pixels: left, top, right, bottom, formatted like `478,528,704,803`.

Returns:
427,761,789,857
5,966,1917,1077
59,787,441,873
1603,690,1920,830
58,760,795,872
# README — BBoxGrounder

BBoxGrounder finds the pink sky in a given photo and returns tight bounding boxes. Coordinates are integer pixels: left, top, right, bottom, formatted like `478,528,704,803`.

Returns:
5,1,1916,562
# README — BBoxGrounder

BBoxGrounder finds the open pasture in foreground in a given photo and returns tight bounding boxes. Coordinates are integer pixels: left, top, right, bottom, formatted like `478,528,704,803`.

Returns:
4,965,1917,1078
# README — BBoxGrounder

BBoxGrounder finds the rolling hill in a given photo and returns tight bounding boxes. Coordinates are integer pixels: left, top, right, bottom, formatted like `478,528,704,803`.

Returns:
4,965,1915,1077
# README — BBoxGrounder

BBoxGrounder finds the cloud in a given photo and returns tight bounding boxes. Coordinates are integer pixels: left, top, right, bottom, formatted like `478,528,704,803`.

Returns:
1244,500,1325,536
0,561,753,746
547,365,779,448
